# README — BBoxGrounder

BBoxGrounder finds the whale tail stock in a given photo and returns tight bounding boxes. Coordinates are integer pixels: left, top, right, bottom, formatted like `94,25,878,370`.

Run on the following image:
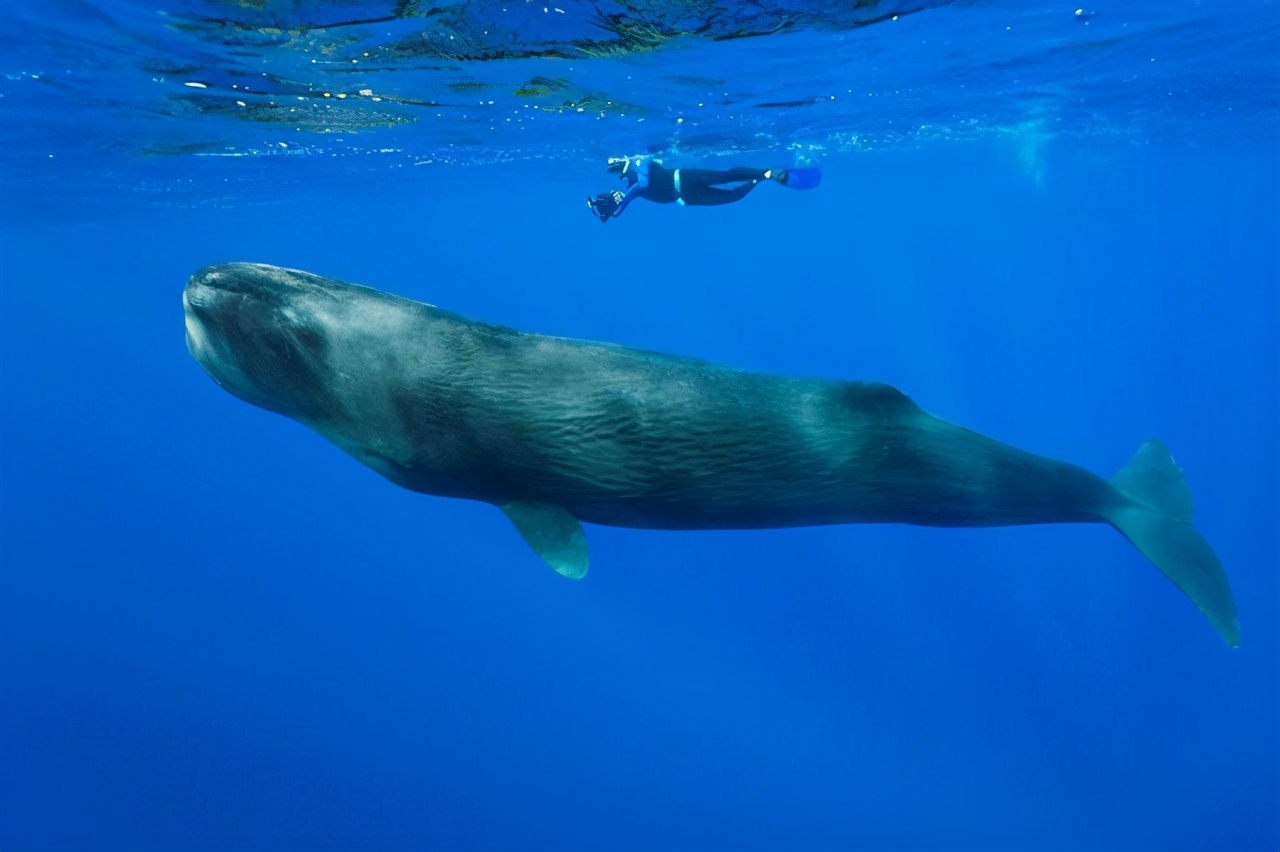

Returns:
493,438,1240,646
1103,439,1239,646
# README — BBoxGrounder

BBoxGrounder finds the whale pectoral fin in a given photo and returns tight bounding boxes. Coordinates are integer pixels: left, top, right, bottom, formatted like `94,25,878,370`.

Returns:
500,501,589,579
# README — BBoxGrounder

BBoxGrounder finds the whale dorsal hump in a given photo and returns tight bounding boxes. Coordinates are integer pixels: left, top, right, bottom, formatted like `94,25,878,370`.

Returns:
500,500,590,579
837,381,921,416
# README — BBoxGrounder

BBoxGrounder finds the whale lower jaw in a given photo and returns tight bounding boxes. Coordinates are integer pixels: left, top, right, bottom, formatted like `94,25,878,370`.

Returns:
183,289,213,367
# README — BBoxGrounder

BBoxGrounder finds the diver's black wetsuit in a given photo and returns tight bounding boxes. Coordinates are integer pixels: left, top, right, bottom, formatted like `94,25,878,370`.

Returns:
671,166,770,205
614,159,769,215
588,156,817,223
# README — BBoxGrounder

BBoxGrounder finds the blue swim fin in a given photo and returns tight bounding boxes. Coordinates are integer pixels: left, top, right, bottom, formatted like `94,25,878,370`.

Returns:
778,166,821,190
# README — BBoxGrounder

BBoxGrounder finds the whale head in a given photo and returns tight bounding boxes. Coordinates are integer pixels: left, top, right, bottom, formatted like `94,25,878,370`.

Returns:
184,263,343,423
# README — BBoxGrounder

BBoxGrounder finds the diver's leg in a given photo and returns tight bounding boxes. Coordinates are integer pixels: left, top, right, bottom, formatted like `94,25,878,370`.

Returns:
679,180,759,206
678,168,765,206
683,167,769,186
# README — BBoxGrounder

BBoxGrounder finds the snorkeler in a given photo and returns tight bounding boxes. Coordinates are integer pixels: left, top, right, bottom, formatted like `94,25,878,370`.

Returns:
587,156,821,223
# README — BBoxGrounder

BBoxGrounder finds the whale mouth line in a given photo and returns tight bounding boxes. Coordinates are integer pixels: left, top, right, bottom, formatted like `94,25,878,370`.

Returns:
183,282,215,311
183,290,211,361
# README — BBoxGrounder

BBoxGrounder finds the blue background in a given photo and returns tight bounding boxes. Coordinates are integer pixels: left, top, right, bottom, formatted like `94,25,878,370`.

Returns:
1,2,1278,848
3,140,1276,851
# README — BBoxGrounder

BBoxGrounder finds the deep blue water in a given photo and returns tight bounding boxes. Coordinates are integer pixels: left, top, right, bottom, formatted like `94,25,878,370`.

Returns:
1,2,1278,850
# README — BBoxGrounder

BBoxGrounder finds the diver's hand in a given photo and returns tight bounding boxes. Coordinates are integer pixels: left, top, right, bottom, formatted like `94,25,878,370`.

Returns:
608,190,625,218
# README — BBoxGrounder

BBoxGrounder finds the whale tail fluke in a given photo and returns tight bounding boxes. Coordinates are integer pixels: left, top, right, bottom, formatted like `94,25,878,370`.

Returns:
1105,439,1239,646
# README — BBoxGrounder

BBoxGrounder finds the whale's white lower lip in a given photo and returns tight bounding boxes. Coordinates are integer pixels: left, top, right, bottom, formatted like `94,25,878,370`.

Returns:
183,291,209,358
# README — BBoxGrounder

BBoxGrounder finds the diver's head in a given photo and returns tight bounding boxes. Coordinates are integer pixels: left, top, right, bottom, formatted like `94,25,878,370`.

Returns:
606,156,631,176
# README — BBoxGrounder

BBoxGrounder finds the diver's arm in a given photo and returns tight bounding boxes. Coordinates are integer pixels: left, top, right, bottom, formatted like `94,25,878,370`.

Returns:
611,186,640,218
611,157,651,218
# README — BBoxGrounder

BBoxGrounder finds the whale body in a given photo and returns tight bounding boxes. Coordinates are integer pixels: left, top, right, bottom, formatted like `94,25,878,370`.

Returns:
183,263,1239,645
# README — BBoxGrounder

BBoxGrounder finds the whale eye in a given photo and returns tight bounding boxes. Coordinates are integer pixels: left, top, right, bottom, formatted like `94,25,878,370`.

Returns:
289,324,328,364
259,329,293,363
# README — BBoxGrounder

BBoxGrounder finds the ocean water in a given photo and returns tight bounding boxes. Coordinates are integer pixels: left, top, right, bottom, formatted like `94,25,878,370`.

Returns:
1,2,1277,850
